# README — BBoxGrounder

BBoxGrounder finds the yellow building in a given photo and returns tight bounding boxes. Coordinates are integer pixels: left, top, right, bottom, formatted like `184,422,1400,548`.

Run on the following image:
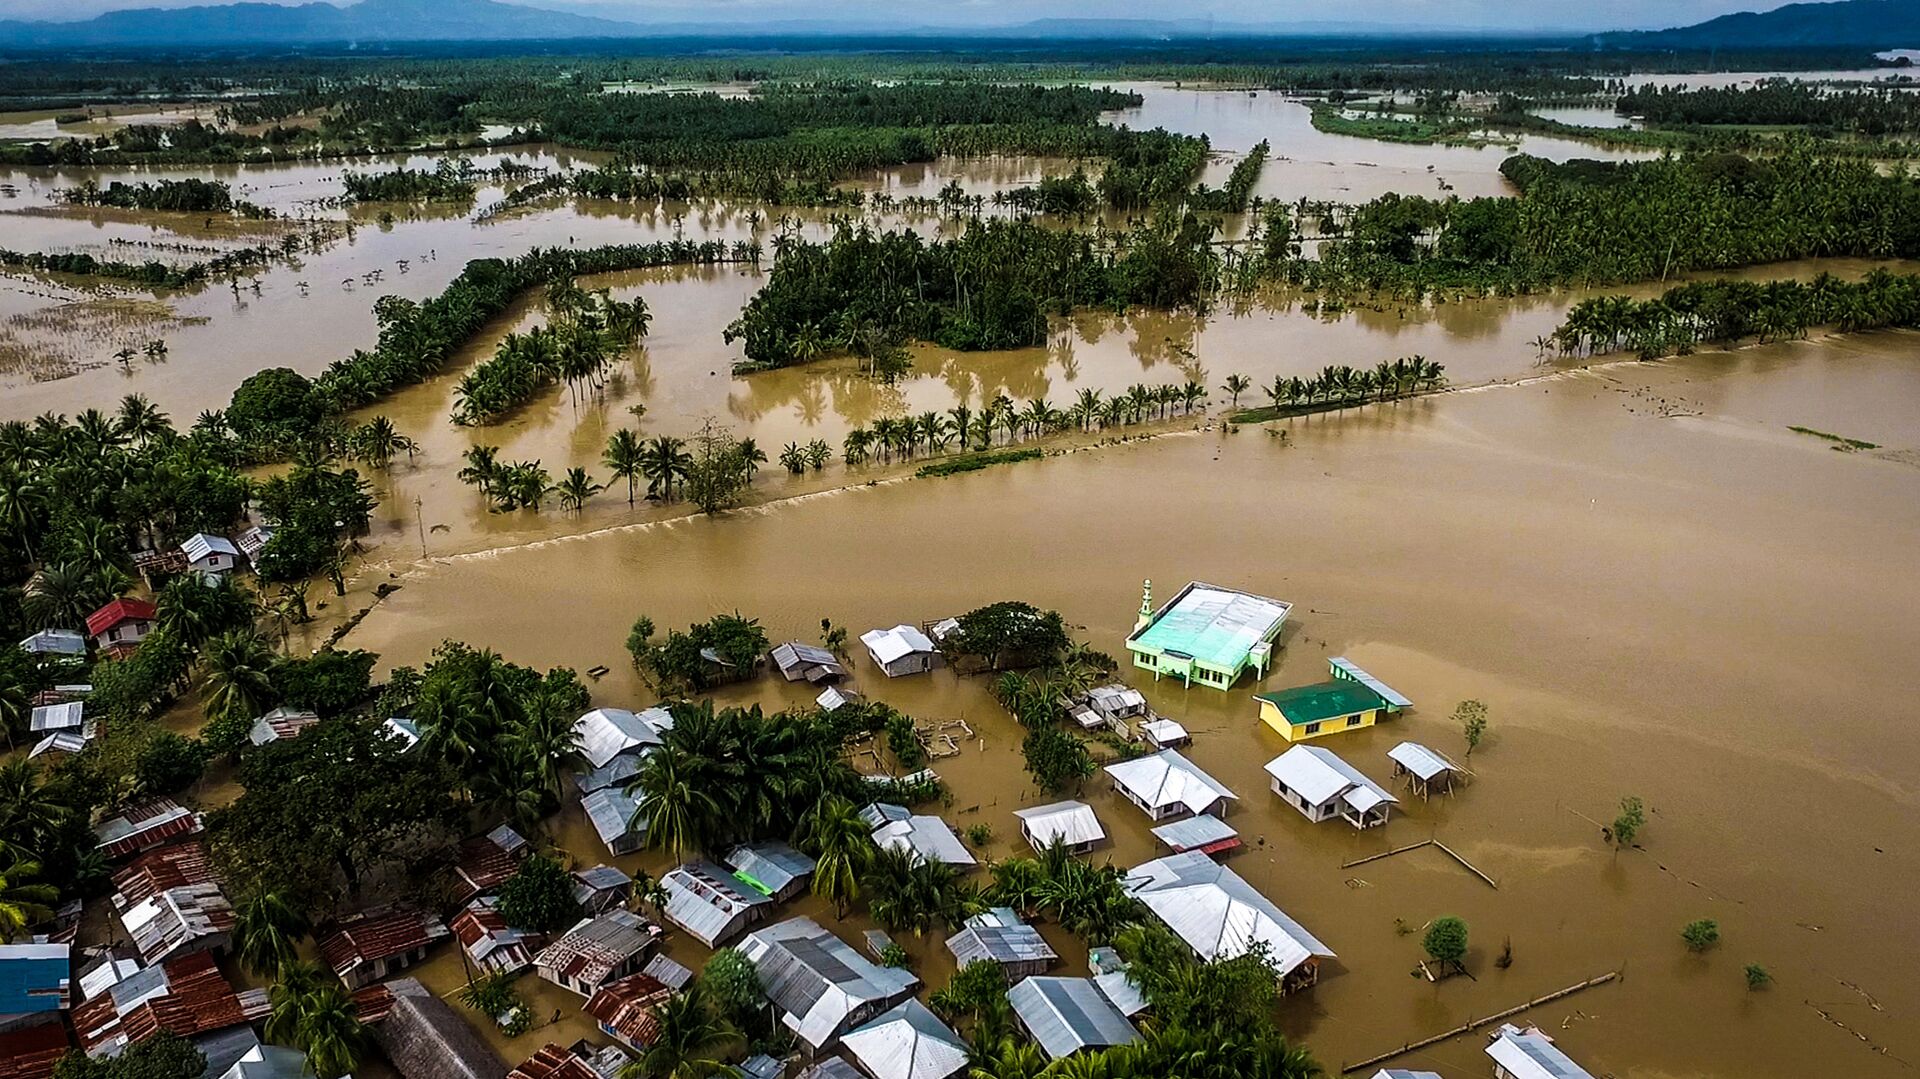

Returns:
1255,658,1413,742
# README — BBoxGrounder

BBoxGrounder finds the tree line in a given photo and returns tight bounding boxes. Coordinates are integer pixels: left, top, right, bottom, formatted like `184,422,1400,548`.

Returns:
1551,269,1920,358
60,177,273,218
451,282,651,425
1617,81,1920,136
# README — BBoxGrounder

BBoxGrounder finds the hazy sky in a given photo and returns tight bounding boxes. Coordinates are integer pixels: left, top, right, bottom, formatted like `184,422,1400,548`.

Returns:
3,0,1796,33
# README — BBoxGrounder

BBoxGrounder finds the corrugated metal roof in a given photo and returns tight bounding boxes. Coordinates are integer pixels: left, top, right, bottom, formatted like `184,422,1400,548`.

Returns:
86,598,156,638
724,842,817,897
571,864,633,905
534,909,653,992
29,702,83,732
247,707,319,746
29,732,88,759
18,629,85,656
1104,750,1237,816
1263,746,1396,813
454,828,528,900
945,908,1057,969
71,951,268,1058
1086,685,1146,715
582,787,642,852
451,898,533,974
114,841,217,908
1091,969,1148,1018
1141,718,1188,746
641,954,693,991
507,1043,602,1079
573,708,670,769
860,626,935,666
1014,801,1105,849
1485,1024,1595,1079
317,908,448,976
181,533,240,563
1150,814,1239,852
797,1060,864,1079
1124,852,1333,976
94,800,201,858
382,716,421,750
1387,742,1457,782
575,753,641,797
214,1044,313,1079
864,805,974,867
773,642,849,683
119,882,235,963
0,1023,70,1079
841,998,969,1079
1006,977,1138,1060
1126,583,1290,668
584,973,672,1046
1254,680,1389,726
1330,658,1413,708
741,917,919,1051
660,861,772,947
1371,1071,1445,1079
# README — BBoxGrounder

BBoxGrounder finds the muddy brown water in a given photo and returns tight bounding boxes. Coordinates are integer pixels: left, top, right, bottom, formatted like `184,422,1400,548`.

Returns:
323,333,1920,1078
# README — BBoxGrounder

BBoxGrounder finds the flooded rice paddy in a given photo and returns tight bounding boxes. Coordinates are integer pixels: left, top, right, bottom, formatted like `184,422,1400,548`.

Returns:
6,80,1919,1078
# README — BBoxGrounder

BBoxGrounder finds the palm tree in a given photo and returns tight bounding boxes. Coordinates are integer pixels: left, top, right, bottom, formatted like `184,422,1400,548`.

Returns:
354,416,414,470
603,429,645,506
621,983,738,1079
295,981,374,1079
629,743,720,861
0,841,57,942
23,562,102,631
640,436,690,501
115,394,169,445
233,891,310,977
458,445,502,499
510,690,587,802
554,467,605,513
203,629,276,727
0,761,67,857
797,794,872,919
735,438,768,485
779,443,806,475
1221,373,1252,407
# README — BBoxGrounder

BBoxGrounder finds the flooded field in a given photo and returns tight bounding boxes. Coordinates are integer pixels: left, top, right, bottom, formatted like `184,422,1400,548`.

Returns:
339,338,1920,1078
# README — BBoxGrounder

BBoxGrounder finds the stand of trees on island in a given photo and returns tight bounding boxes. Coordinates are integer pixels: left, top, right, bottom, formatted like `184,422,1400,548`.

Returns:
1551,270,1920,358
60,177,274,218
452,283,651,425
1617,81,1920,136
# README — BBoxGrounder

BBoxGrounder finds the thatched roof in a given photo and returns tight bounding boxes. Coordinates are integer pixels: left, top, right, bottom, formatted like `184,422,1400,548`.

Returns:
374,978,508,1079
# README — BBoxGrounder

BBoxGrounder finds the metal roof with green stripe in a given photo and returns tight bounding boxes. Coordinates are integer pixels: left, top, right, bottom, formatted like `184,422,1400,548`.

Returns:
1254,680,1389,725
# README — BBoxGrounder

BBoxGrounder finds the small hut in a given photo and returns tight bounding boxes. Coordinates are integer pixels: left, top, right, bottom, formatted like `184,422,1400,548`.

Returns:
944,908,1057,981
374,978,508,1079
1386,741,1463,799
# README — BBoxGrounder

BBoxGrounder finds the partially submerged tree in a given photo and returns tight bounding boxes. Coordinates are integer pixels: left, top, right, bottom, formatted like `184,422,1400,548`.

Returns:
1453,699,1488,755
1423,916,1469,977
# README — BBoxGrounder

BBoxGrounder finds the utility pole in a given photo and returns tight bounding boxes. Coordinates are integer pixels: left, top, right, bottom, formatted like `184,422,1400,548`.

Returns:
414,496,427,558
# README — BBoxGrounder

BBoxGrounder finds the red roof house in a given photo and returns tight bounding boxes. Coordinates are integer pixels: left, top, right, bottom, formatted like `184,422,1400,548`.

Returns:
70,951,268,1060
318,908,450,990
584,973,672,1050
85,599,158,651
94,800,204,861
507,1043,603,1079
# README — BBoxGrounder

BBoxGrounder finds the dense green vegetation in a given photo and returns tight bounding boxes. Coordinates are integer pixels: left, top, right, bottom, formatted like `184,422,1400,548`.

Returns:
1550,270,1920,358
1618,80,1920,135
915,448,1043,478
452,282,650,424
61,177,272,217
340,166,478,203
0,236,303,288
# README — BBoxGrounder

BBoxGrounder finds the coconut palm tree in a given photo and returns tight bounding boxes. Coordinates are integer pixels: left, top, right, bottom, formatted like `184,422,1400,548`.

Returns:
295,981,375,1079
1221,373,1252,408
554,467,605,514
233,891,310,977
202,629,276,727
735,438,768,484
353,416,414,470
510,690,587,802
621,983,738,1079
603,429,645,505
0,761,66,857
458,445,502,500
797,794,872,919
23,562,103,631
0,841,56,942
640,436,690,501
629,743,720,862
115,394,170,445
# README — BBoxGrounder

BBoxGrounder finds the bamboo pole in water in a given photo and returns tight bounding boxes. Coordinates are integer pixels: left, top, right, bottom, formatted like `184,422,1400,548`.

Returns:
1340,971,1622,1074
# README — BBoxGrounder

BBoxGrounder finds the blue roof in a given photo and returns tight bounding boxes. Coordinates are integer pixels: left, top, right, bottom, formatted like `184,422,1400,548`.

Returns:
0,943,70,1015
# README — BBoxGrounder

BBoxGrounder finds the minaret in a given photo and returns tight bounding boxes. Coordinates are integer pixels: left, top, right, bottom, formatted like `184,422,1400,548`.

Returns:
1135,579,1153,631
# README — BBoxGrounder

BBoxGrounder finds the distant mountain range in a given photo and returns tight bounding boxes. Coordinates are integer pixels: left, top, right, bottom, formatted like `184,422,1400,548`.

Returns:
0,0,641,47
1598,0,1920,49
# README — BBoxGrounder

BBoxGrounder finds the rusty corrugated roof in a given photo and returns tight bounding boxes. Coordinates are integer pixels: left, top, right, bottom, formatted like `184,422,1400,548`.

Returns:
319,908,448,976
71,951,268,1056
507,1043,601,1079
583,972,670,1047
112,841,218,909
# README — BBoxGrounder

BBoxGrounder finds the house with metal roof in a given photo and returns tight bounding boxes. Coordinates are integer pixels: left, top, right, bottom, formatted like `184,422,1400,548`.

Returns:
0,943,69,1033
1124,852,1334,993
642,954,693,991
0,1022,71,1079
1086,950,1148,1021
318,907,450,990
234,526,274,563
1125,580,1289,690
247,706,320,747
27,732,89,761
1006,976,1138,1060
724,842,817,902
453,825,530,902
85,598,157,653
1263,746,1398,829
659,861,773,948
113,841,217,908
213,1043,315,1079
945,907,1057,981
1150,814,1241,857
571,864,634,915
28,702,82,734
70,951,269,1071
1255,679,1393,743
180,534,241,580
1368,1071,1443,1079
573,707,673,770
1486,1023,1596,1079
1103,750,1237,821
797,1060,865,1079
1387,742,1463,800
860,626,941,678
451,897,536,977
841,998,969,1079
372,977,507,1079
817,685,862,712
585,972,673,1050
1013,801,1105,855
18,629,85,657
1086,685,1148,723
740,917,920,1052
94,799,203,860
576,753,643,799
582,786,645,858
117,881,235,965
772,642,850,685
535,909,657,997
1330,656,1412,706
1140,718,1189,749
507,1042,609,1079
862,804,975,868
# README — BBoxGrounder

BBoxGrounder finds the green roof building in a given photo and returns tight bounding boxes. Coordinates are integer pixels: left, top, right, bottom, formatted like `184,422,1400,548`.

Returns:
1255,658,1410,742
1126,580,1291,690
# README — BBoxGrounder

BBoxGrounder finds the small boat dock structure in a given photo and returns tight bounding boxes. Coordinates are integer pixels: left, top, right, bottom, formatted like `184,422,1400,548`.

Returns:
1150,814,1241,856
1103,749,1237,821
1264,746,1398,829
771,642,850,685
945,907,1058,980
1486,1022,1597,1079
1124,851,1334,993
1006,976,1140,1060
861,625,942,678
1386,741,1464,799
1013,800,1106,854
863,803,975,868
1125,580,1290,690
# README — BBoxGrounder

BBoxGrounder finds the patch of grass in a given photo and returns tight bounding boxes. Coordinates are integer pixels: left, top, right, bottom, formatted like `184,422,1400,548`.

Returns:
916,447,1042,478
1788,425,1879,451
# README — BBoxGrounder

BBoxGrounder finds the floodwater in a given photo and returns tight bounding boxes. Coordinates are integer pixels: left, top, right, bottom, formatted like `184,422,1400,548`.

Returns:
340,336,1920,1078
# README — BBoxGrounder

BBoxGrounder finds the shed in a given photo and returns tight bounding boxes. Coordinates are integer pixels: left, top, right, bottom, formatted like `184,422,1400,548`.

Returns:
1005,977,1138,1060
453,825,530,901
1486,1023,1596,1079
28,702,82,734
1386,741,1463,799
659,861,773,948
772,642,850,685
1125,580,1289,690
582,786,645,857
840,999,969,1079
86,598,157,651
17,630,85,657
1140,718,1189,749
1013,801,1105,854
863,804,974,868
181,534,241,578
860,626,941,678
1254,680,1392,743
373,977,508,1079
1085,685,1147,721
571,865,634,915
117,882,234,964
944,907,1057,980
247,707,320,747
94,800,202,860
317,907,449,990
0,943,69,1029
723,842,817,902
1103,750,1237,821
585,973,672,1050
534,909,657,997
740,916,920,1051
1124,852,1333,993
574,707,672,769
451,897,535,977
1263,746,1397,829
1150,814,1241,856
